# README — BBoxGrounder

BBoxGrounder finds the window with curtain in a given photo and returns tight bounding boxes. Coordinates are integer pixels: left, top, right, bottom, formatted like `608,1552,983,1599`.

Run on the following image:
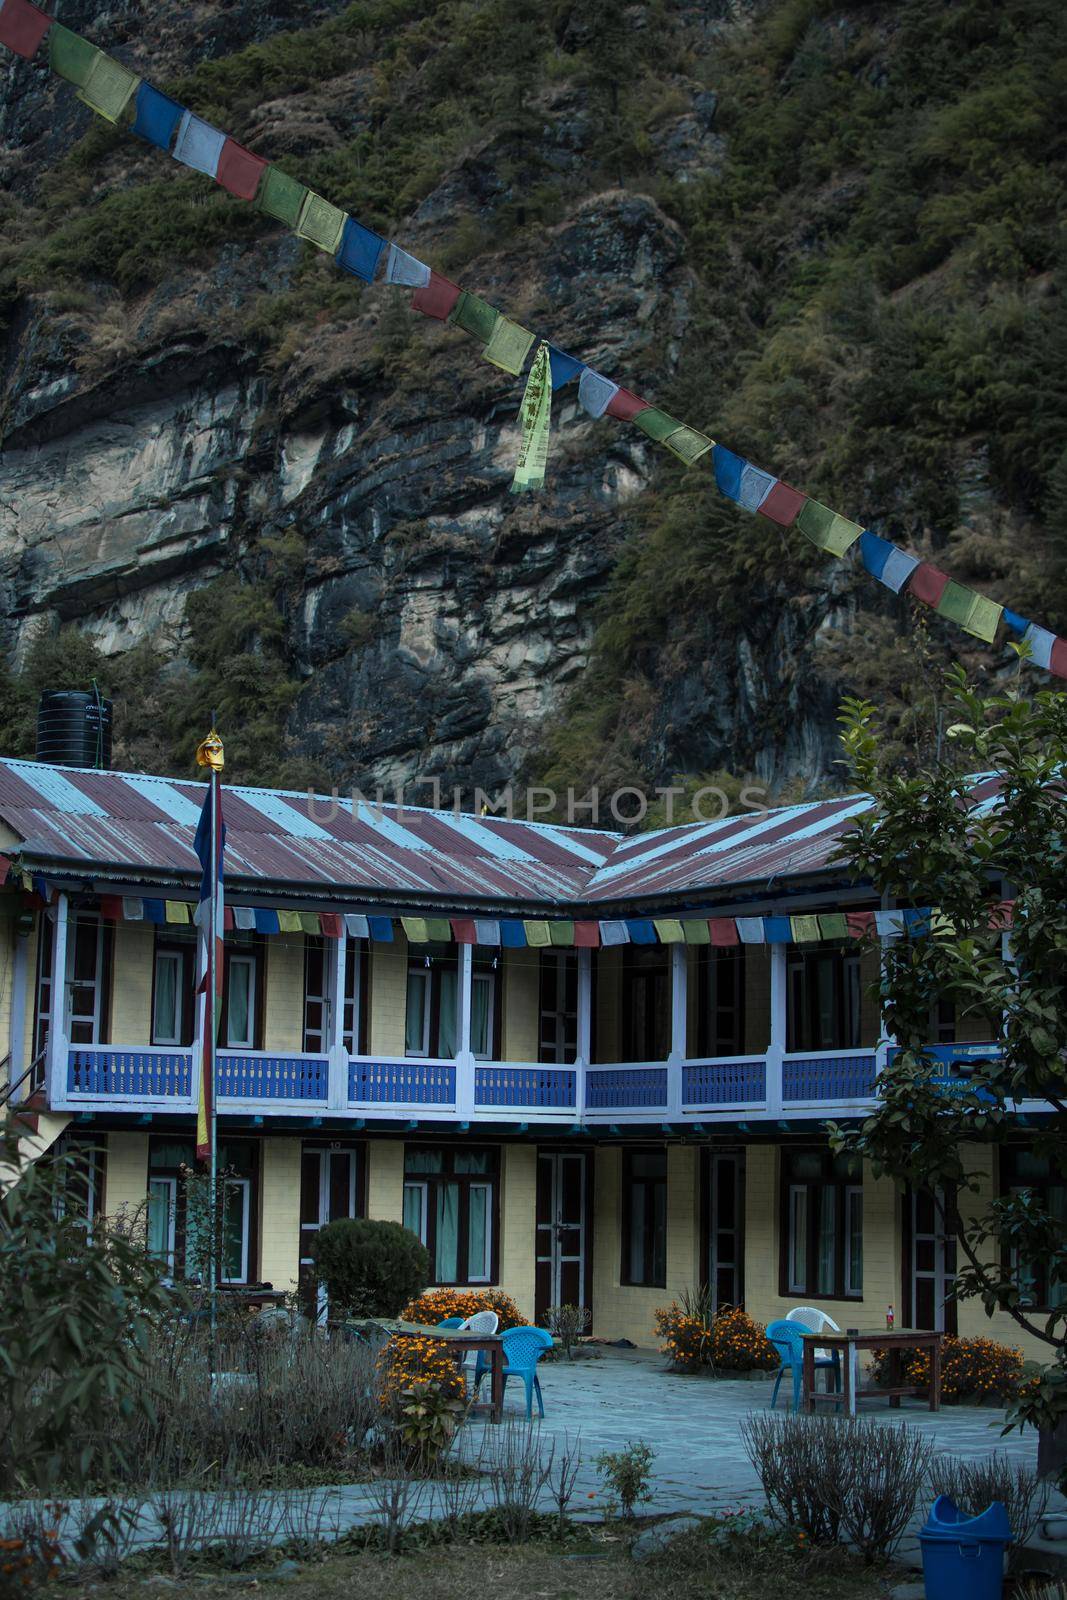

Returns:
781,1147,863,1299
404,945,499,1060
786,946,862,1052
147,1138,257,1284
152,932,195,1047
539,951,578,1063
303,936,367,1054
223,936,263,1049
621,1147,668,1287
1002,1148,1067,1309
698,946,745,1056
402,1146,498,1285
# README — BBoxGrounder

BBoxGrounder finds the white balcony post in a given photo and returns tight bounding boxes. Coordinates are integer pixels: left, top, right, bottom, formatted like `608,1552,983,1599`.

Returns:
456,941,475,1117
9,922,28,1102
328,922,348,1111
766,941,786,1115
575,946,592,1121
46,892,69,1108
667,942,687,1116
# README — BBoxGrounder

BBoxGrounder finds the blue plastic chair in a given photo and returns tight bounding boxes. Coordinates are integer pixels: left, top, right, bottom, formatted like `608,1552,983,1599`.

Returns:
484,1325,554,1418
436,1317,464,1329
766,1319,840,1413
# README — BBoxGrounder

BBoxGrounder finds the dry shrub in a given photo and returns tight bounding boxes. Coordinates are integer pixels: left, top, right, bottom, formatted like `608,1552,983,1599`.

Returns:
930,1451,1051,1570
400,1288,526,1330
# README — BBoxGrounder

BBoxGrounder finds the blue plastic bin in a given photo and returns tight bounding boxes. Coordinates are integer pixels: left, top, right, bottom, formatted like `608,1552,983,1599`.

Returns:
918,1495,1011,1600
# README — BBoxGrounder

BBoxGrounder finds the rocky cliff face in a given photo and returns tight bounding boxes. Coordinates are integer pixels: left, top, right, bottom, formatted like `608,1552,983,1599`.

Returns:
0,0,1062,798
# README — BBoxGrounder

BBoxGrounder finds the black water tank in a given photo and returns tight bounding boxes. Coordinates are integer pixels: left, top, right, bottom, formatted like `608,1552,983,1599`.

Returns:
36,690,113,769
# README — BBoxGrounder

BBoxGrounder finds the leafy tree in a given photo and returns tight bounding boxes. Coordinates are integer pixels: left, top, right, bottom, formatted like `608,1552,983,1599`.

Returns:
832,664,1067,1449
312,1217,429,1318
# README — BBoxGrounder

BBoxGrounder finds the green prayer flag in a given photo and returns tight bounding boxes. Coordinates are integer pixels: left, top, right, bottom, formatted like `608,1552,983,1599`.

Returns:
633,407,682,443
450,291,499,343
817,913,848,940
797,499,862,556
426,917,452,942
937,580,979,627
663,425,714,466
296,191,346,254
298,912,321,935
50,24,99,88
277,909,303,933
790,914,821,943
548,921,575,946
78,53,139,122
401,916,430,944
256,166,308,228
524,920,551,947
653,918,685,943
511,343,552,495
484,316,535,376
682,920,711,944
962,594,1003,644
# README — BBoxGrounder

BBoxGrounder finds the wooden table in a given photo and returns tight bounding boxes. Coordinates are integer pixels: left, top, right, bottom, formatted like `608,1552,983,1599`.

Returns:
801,1328,943,1416
347,1319,508,1422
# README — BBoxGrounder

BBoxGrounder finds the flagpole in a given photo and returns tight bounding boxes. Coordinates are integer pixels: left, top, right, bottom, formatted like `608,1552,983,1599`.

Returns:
194,718,225,1354
208,753,219,1344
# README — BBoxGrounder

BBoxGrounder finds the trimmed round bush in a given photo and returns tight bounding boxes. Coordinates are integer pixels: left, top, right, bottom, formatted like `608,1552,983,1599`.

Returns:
312,1218,428,1318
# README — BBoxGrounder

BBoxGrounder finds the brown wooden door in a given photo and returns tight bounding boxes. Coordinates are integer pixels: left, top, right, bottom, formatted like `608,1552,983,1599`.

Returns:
905,1185,958,1334
299,1144,360,1318
535,1151,591,1325
707,1151,745,1312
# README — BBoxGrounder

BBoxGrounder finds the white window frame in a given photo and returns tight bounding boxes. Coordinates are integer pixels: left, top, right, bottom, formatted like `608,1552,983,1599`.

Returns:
65,914,106,1045
788,1184,808,1294
467,1180,493,1283
226,954,257,1049
153,949,184,1046
343,944,362,1055
471,970,495,1062
221,1176,251,1284
148,1175,178,1276
302,939,331,1055
404,968,432,1058
403,1180,429,1243
844,1183,863,1298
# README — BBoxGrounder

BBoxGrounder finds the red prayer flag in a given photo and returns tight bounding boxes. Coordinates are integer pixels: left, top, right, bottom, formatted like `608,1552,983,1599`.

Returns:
846,910,876,939
216,139,268,201
0,856,9,887
411,271,461,321
0,0,51,58
908,563,950,608
224,906,235,931
1050,637,1067,679
573,921,601,947
99,895,123,921
451,918,478,944
319,913,342,938
709,917,739,946
605,387,651,422
758,481,806,527
988,899,1015,931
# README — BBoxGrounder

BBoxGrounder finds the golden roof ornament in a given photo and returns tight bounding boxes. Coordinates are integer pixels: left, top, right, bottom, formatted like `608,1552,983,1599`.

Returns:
195,728,225,772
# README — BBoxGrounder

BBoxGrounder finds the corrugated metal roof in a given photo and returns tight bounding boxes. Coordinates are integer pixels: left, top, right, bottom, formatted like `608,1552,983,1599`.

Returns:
0,757,1004,909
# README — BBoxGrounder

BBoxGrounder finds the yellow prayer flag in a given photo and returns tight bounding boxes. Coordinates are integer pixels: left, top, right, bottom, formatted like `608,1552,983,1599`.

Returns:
523,920,551,947
653,918,685,943
296,192,346,254
401,916,430,944
165,900,190,924
664,426,714,466
484,317,535,376
963,595,1003,644
511,343,552,494
790,914,821,942
277,909,303,933
78,54,139,122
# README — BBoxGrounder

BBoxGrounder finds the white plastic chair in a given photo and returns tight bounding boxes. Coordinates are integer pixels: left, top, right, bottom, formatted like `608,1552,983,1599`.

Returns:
458,1309,499,1378
786,1306,841,1387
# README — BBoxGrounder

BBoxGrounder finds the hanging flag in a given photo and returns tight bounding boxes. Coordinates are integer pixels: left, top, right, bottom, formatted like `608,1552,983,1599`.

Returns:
450,291,499,342
216,138,267,202
907,563,950,609
385,243,431,288
962,595,1002,643
143,899,166,924
548,922,575,946
664,425,714,466
254,908,280,934
277,909,302,933
367,915,394,941
99,895,122,921
474,918,501,944
735,917,765,943
874,909,905,937
122,897,144,921
547,346,583,388
573,921,601,948
401,916,429,943
1021,623,1056,670
817,913,848,940
193,758,225,1165
337,216,386,282
789,914,821,943
762,916,792,943
708,918,739,946
598,920,630,946
412,271,462,321
172,110,227,178
426,917,452,941
345,914,370,938
523,920,551,947
758,482,806,526
131,81,183,151
298,911,320,935
797,499,862,557
937,580,983,629
511,341,552,494
634,406,683,444
1051,639,1067,678
320,914,343,938
451,918,478,944
846,910,876,939
1003,609,1030,635
165,901,190,924
682,919,711,944
605,387,651,422
49,24,97,87
713,445,745,501
77,54,138,122
0,0,51,58
626,919,656,944
500,920,527,948
738,465,776,512
653,918,684,943
233,906,255,930
256,166,309,228
578,369,619,418
296,191,346,254
484,316,535,375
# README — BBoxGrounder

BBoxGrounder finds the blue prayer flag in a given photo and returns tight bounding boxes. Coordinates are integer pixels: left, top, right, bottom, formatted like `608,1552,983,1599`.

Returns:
500,920,527,948
762,916,792,943
547,346,583,389
713,445,745,502
902,908,931,935
367,915,393,941
626,919,656,944
859,529,893,581
143,898,166,924
1003,609,1030,635
254,908,280,935
337,216,386,284
131,81,183,151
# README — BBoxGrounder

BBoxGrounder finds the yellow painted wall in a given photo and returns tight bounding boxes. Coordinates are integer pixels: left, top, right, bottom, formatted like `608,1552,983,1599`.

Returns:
259,1138,301,1294
503,949,539,1061
369,933,408,1056
497,1144,536,1320
365,1138,405,1222
104,1132,149,1225
110,923,154,1046
589,1144,700,1346
954,1144,1047,1361
264,936,304,1053
594,948,621,1062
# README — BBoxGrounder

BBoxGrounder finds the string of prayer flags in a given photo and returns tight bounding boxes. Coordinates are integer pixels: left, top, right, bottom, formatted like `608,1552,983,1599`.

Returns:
450,290,499,343
861,529,919,592
578,369,619,418
173,110,226,177
337,216,386,282
606,387,651,422
49,23,97,86
217,139,267,202
547,346,583,388
131,81,183,150
664,425,714,466
758,481,806,527
511,342,552,494
797,499,863,557
483,316,535,376
412,271,462,321
296,191,346,254
908,562,950,609
385,243,431,289
256,166,308,228
78,52,138,122
0,0,51,58
635,407,685,445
